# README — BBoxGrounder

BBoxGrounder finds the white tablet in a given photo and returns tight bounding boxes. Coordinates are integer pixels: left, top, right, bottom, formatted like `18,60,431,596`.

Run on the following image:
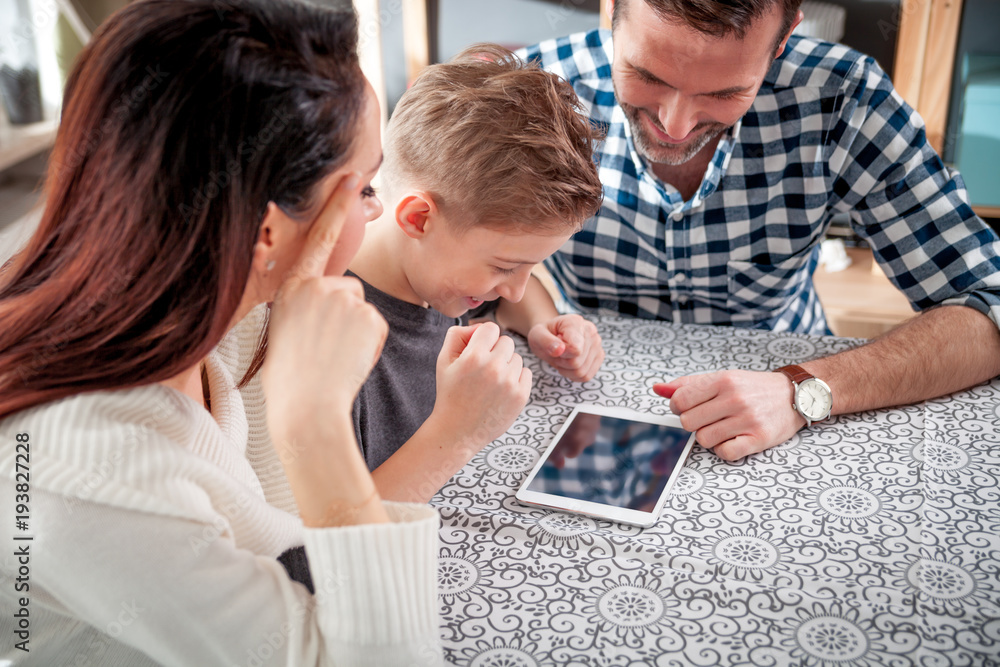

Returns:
515,404,696,527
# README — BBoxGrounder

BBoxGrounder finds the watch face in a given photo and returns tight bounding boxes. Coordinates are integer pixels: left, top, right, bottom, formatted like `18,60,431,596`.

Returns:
795,378,833,421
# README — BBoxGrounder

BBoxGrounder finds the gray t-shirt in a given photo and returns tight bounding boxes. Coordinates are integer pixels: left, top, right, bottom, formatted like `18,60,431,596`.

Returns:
351,273,464,471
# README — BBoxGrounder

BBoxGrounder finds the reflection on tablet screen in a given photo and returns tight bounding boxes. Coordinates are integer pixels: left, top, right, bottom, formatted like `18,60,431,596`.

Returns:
526,412,692,512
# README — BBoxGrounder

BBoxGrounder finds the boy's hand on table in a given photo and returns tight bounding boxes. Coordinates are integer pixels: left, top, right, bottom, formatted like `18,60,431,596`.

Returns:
528,314,605,382
432,321,532,451
654,370,805,461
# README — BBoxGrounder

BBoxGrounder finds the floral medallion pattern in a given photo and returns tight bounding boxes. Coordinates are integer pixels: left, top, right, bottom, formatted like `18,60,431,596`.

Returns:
432,316,1000,665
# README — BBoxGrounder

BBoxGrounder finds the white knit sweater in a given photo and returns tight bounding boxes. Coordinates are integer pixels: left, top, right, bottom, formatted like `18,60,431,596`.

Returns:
214,303,300,517
0,319,443,666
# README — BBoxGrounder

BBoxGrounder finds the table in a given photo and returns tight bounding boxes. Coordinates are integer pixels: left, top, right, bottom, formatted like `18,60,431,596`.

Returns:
431,316,1000,666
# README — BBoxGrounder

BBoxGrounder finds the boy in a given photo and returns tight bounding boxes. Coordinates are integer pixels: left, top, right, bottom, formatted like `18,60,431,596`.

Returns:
348,45,607,502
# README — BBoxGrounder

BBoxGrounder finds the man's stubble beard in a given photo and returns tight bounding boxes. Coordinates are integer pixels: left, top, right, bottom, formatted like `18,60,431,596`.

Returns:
619,98,729,167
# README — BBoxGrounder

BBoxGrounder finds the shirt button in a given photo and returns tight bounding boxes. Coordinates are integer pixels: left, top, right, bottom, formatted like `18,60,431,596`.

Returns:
675,273,687,282
676,295,688,303
670,211,683,221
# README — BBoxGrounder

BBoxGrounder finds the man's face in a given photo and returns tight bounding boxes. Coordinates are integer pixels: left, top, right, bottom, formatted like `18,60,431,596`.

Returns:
405,218,573,319
610,0,791,166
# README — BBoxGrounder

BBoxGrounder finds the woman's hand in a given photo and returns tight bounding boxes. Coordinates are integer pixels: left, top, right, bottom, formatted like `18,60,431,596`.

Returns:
265,275,387,442
261,172,389,525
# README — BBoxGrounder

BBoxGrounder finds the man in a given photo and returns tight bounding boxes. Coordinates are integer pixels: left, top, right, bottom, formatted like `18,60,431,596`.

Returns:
512,0,1000,460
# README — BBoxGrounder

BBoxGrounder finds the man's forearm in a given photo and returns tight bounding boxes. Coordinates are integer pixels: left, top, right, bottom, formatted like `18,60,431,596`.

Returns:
803,305,1000,415
496,275,559,337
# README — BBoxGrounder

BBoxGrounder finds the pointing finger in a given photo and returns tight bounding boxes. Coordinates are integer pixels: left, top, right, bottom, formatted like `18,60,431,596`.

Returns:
284,171,362,288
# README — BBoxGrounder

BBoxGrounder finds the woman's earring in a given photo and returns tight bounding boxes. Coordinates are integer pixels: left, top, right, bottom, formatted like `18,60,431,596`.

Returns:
266,260,276,272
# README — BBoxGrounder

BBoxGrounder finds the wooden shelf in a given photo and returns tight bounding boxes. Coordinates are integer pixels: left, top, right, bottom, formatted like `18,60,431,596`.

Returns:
813,247,917,338
0,120,59,174
973,205,1000,219
893,0,965,156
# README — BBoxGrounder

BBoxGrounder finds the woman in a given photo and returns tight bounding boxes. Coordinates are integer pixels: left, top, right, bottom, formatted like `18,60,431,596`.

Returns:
0,1,441,665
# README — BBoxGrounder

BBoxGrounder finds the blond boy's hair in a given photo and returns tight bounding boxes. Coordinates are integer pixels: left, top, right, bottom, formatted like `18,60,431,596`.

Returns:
383,44,604,233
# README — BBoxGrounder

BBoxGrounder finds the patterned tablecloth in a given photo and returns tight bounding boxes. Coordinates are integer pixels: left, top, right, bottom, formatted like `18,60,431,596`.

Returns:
431,316,1000,667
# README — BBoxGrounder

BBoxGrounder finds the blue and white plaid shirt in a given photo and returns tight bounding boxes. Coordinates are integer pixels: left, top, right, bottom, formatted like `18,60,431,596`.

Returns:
519,31,1000,334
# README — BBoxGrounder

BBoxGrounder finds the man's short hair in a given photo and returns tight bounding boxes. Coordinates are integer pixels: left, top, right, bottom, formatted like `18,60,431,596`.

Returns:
383,44,604,234
612,0,804,51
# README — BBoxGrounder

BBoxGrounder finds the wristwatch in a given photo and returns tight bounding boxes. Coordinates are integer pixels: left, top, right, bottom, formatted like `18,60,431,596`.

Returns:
775,364,833,427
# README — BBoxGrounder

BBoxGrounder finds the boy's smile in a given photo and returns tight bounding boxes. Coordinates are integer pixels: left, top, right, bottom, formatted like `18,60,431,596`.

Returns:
406,222,574,318
348,199,577,320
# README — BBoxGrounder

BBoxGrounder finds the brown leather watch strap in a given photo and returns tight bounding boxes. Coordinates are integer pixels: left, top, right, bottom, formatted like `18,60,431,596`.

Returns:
775,364,813,384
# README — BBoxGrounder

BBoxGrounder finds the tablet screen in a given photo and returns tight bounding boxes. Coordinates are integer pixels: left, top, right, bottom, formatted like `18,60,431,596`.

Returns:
524,411,692,512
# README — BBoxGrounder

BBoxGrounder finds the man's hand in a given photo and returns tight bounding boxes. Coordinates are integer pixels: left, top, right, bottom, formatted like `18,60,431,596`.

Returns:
653,370,805,460
527,314,605,382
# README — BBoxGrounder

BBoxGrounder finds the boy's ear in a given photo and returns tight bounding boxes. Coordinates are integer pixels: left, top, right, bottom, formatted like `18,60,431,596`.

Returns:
395,192,438,239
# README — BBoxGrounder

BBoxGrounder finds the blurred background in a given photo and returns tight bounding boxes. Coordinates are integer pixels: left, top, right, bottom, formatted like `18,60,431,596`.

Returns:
1,0,997,335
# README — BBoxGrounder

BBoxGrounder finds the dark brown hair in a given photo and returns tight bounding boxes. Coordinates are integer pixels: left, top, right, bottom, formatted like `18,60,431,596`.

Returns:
384,44,604,234
613,0,803,50
0,0,366,419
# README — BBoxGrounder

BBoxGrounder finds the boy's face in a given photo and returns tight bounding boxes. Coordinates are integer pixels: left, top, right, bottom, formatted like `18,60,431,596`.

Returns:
406,218,573,318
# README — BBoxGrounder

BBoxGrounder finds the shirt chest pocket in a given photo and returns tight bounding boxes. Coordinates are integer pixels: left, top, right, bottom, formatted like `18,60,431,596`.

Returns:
726,251,814,325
